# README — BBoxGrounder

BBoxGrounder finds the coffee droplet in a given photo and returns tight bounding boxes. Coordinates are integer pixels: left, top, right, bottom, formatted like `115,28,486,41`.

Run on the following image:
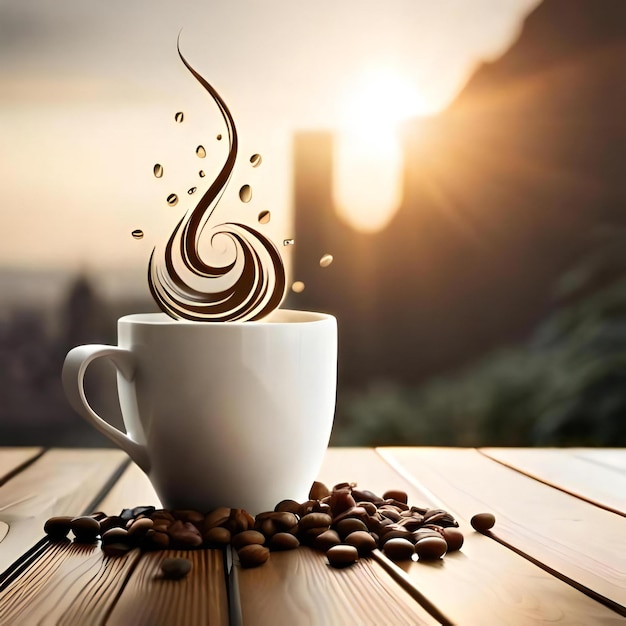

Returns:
283,239,295,246
291,281,305,293
167,194,179,207
131,229,144,240
188,187,197,195
320,254,334,268
174,111,184,123
199,170,206,178
239,185,252,203
196,145,206,158
258,210,271,224
216,134,222,141
153,164,163,178
250,153,262,167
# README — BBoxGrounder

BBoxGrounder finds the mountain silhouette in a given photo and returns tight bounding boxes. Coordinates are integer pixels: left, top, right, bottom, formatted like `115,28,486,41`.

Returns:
293,0,626,388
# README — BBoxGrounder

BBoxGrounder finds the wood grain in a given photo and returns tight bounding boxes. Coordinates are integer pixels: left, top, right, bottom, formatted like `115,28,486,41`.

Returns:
381,447,626,615
236,545,439,626
480,447,626,515
0,448,126,574
0,540,141,625
0,452,229,626
0,448,43,484
316,447,624,625
106,550,228,626
574,449,626,473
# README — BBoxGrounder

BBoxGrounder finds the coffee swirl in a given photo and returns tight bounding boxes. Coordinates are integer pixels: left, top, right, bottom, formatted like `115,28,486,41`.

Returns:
148,43,286,322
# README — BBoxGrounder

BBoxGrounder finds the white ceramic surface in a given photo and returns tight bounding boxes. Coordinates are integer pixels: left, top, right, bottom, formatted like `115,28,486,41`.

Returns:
62,310,337,513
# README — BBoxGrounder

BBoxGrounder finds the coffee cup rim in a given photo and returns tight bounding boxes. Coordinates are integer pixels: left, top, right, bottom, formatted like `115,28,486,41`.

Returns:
118,310,335,326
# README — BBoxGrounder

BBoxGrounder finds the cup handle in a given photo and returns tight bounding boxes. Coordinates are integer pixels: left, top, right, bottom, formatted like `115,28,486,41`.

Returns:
62,344,151,473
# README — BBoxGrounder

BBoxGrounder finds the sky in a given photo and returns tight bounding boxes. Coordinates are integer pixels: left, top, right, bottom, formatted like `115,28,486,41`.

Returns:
0,0,540,281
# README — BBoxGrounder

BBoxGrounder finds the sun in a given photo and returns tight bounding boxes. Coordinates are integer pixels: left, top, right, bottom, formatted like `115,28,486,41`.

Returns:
340,66,432,132
333,67,430,234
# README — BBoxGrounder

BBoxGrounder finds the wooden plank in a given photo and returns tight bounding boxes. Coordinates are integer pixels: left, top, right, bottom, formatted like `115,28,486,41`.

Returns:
0,457,228,626
235,545,438,626
0,541,141,626
574,449,626,473
0,448,43,484
381,447,626,615
480,447,626,515
106,550,228,626
0,448,44,546
99,462,228,625
314,447,623,625
0,448,126,574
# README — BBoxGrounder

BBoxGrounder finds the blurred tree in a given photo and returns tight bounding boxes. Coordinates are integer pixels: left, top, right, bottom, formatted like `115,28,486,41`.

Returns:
333,227,626,447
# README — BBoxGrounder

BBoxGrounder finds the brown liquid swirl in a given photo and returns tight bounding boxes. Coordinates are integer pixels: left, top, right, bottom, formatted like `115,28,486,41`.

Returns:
148,43,286,322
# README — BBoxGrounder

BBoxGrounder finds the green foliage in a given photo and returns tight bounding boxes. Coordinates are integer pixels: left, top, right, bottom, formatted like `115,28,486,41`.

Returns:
333,230,626,447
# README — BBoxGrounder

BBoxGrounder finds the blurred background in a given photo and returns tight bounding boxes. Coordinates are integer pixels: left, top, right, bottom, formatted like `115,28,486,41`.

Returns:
1,0,624,447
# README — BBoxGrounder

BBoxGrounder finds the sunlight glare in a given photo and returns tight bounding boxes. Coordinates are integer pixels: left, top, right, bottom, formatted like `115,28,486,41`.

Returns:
334,67,428,234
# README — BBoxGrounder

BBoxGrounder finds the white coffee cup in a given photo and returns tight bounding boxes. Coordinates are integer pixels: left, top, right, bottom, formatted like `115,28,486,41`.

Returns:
62,310,337,514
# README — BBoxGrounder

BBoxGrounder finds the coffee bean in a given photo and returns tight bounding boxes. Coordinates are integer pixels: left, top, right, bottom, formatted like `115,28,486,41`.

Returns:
312,501,332,516
269,511,299,532
344,530,377,556
226,509,251,534
329,489,356,516
314,529,342,551
152,510,175,523
332,482,353,491
383,490,408,504
299,512,332,532
309,481,330,500
332,506,368,525
257,518,278,538
102,527,130,545
382,538,415,561
144,529,170,549
203,526,231,547
442,527,464,551
127,517,154,538
274,499,301,514
203,507,230,531
424,509,458,528
232,530,266,551
415,536,447,560
336,517,368,539
44,516,73,539
300,527,332,546
46,480,465,572
471,513,496,532
298,499,318,517
161,557,192,580
356,501,378,516
326,545,359,568
238,544,270,568
396,516,424,532
71,516,100,542
269,532,300,551
351,489,384,505
379,508,402,522
102,542,133,557
168,520,202,548
99,516,124,534
153,522,170,533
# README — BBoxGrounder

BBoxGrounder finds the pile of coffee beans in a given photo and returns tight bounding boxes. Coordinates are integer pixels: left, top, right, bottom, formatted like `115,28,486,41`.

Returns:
44,481,496,571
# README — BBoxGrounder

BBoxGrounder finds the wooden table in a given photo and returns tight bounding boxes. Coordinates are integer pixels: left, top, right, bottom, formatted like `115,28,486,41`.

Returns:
0,447,624,625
